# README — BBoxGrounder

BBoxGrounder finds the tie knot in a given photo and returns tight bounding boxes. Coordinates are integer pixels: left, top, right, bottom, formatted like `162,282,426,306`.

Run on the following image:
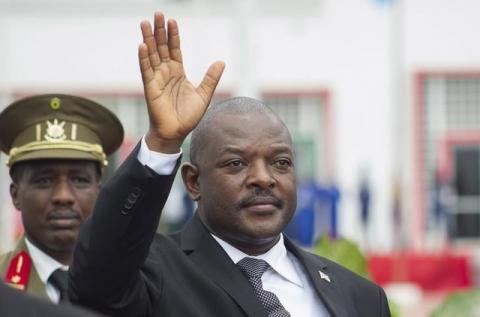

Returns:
49,268,69,299
237,257,270,278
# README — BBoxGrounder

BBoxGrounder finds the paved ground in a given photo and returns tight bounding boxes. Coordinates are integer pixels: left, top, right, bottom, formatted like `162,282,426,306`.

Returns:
385,283,453,317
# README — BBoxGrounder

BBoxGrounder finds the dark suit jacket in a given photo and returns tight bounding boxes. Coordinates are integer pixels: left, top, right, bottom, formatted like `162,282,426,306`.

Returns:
0,282,99,317
70,147,391,317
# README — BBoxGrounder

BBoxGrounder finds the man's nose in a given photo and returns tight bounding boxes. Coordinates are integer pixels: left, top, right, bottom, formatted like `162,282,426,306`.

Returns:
245,162,275,189
51,179,75,205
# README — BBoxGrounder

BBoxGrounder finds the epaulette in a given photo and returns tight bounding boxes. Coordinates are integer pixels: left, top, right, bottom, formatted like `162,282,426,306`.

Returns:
4,250,32,290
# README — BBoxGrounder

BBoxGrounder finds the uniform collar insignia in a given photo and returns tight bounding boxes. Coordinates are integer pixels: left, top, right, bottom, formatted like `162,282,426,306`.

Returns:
4,250,32,290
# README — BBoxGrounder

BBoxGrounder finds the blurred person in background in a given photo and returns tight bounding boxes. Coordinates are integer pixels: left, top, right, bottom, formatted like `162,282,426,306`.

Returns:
0,94,123,304
69,12,391,317
0,281,101,316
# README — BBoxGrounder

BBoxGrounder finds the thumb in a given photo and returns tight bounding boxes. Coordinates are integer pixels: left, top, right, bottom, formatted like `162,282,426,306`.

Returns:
196,61,225,105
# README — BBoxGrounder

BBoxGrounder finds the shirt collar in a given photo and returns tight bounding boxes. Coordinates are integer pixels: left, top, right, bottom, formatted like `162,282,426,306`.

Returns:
211,233,303,287
24,237,68,284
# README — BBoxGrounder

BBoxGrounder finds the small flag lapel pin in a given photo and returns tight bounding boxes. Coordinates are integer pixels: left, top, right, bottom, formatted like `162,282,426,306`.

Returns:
319,271,331,283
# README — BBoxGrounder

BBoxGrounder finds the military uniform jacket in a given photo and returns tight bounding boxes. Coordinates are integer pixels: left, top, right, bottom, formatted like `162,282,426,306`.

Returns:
0,235,49,300
70,147,391,317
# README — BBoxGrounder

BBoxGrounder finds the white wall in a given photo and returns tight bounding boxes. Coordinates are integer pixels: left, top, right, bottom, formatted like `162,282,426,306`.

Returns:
402,0,480,249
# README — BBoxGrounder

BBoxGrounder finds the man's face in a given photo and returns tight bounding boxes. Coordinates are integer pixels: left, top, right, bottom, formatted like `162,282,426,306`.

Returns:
189,113,297,254
10,160,100,259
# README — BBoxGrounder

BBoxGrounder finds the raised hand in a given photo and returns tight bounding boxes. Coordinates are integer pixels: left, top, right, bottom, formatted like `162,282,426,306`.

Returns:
139,12,225,153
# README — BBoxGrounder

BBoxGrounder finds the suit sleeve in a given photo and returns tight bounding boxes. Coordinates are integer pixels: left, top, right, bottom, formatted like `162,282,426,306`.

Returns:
379,286,392,317
69,143,179,316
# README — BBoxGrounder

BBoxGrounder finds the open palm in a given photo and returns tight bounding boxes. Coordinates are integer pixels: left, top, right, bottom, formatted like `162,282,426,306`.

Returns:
139,12,225,152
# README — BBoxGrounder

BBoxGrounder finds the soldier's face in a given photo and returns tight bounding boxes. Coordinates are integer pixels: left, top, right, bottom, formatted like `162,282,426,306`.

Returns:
10,160,100,262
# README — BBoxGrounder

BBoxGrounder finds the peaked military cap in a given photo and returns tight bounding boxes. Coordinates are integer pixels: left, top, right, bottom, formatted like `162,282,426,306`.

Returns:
0,94,124,168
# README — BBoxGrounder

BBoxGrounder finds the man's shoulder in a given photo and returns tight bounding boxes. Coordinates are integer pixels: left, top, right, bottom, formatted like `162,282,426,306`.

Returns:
294,245,390,315
303,250,365,278
0,250,14,275
0,238,48,298
0,238,28,275
287,239,381,290
0,251,16,275
317,251,384,291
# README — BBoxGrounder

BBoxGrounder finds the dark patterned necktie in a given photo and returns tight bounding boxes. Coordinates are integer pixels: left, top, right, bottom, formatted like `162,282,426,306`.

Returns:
237,257,291,317
48,268,69,303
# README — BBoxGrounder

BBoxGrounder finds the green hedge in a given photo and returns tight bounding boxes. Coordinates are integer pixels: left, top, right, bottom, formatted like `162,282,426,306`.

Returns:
430,289,480,317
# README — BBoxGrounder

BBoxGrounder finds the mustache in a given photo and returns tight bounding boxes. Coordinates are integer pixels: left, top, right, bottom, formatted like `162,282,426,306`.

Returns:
235,189,284,210
47,209,81,220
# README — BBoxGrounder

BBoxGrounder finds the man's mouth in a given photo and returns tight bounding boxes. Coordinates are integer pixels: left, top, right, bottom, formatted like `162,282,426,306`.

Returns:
238,196,283,213
47,211,81,229
245,203,277,213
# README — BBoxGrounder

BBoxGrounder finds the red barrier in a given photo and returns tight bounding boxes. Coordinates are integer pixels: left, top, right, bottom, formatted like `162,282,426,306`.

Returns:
368,252,472,291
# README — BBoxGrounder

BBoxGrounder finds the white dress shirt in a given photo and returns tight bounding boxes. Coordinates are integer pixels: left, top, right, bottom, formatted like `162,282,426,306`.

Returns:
137,136,182,174
212,234,330,317
24,238,68,303
138,136,331,316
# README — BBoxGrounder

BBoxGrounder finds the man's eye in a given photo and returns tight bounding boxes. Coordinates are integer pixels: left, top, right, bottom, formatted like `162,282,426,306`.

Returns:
33,177,53,185
72,176,91,184
274,159,292,169
226,160,246,167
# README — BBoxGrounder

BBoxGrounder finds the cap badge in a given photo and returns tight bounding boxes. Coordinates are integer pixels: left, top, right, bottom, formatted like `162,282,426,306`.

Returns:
44,119,67,141
50,97,61,110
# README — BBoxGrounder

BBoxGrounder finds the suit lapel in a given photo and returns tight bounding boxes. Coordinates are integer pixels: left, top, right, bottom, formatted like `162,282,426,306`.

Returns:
180,214,267,317
285,238,351,317
179,215,353,317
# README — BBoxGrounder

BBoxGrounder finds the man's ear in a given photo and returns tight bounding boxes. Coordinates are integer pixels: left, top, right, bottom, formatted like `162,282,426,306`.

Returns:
181,163,201,201
10,183,21,210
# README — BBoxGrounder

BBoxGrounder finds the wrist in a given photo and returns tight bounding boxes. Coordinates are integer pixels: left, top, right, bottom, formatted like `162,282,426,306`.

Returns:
145,131,183,154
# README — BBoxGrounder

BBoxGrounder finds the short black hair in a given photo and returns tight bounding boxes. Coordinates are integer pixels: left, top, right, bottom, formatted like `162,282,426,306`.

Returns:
189,97,287,164
10,159,102,183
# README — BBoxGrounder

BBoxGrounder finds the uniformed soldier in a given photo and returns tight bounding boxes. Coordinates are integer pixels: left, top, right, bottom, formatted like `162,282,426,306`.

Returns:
0,94,123,304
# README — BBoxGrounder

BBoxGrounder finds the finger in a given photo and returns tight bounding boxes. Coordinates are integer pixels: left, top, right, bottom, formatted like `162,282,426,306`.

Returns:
138,43,155,85
140,21,161,69
154,12,171,62
196,61,225,104
167,19,183,63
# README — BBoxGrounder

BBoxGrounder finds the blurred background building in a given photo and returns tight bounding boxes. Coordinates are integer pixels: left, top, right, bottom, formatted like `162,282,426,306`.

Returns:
1,0,480,315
